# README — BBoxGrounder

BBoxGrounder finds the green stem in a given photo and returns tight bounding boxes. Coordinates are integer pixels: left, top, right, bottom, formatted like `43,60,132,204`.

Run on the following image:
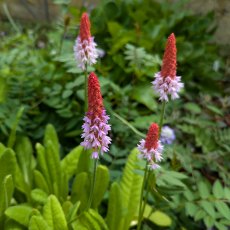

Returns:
87,158,97,209
159,100,166,135
137,162,148,230
84,65,88,112
137,101,167,229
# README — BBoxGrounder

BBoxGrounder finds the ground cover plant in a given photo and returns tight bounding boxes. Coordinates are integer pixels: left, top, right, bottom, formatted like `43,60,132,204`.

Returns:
0,0,229,229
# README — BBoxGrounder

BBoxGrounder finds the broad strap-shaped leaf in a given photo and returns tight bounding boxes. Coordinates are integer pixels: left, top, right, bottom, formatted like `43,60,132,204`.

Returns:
7,106,24,149
33,170,49,194
71,172,90,211
29,216,51,230
0,149,17,184
119,148,143,230
45,140,62,197
106,182,123,230
15,136,33,188
0,175,14,228
73,209,108,230
66,201,81,223
44,124,59,155
36,143,51,191
92,165,110,209
5,205,33,227
61,145,83,180
43,195,68,230
31,189,48,205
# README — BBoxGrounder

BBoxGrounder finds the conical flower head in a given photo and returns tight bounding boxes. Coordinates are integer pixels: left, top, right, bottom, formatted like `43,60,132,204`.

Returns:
152,33,183,101
73,12,98,70
88,72,104,119
81,72,111,159
144,123,159,151
161,33,177,79
137,123,163,170
79,13,91,42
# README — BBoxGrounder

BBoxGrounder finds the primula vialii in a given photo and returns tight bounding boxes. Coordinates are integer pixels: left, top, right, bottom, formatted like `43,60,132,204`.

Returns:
137,123,163,170
81,72,111,159
73,13,98,70
152,33,184,101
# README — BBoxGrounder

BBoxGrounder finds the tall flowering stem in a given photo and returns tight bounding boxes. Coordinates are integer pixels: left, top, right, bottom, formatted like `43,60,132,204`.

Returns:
137,123,163,230
74,13,98,111
81,72,111,209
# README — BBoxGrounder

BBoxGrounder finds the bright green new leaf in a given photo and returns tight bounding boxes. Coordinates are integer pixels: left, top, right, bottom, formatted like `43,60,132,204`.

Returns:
71,172,90,211
106,182,123,230
33,170,49,194
92,165,110,209
44,124,59,154
119,148,143,230
29,216,51,230
31,189,48,205
43,195,68,230
5,205,33,227
61,145,83,180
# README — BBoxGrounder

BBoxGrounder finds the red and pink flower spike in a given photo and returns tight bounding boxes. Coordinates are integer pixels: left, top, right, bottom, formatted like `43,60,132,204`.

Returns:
152,33,184,101
74,13,98,70
137,123,163,170
81,72,111,159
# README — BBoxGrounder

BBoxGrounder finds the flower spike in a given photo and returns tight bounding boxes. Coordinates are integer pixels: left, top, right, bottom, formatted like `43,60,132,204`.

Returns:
137,123,163,170
81,72,111,158
74,13,98,70
152,33,184,101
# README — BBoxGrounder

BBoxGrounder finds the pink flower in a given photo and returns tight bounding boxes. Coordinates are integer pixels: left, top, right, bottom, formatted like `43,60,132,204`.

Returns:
73,13,98,70
152,33,183,101
137,123,163,169
81,72,111,158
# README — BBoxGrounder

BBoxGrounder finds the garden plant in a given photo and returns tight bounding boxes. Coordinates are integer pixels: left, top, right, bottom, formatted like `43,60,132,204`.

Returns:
0,0,230,230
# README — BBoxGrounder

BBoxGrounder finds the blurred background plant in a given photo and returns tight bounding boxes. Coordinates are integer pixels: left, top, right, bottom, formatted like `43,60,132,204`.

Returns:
0,0,229,229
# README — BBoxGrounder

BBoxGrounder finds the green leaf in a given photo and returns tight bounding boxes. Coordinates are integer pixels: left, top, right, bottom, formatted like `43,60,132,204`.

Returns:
43,195,68,230
29,216,51,230
119,148,143,230
7,107,24,148
61,145,83,180
66,201,80,223
215,201,230,220
15,136,33,188
31,189,48,205
0,174,14,223
36,143,51,191
44,124,59,155
213,180,224,199
92,165,109,209
130,85,157,111
88,209,109,230
197,181,210,199
194,209,206,221
106,182,123,230
71,172,90,211
5,205,33,227
184,102,201,114
0,149,17,184
200,200,215,218
204,216,215,228
215,222,228,230
148,210,172,227
185,202,199,217
206,105,223,116
33,170,49,194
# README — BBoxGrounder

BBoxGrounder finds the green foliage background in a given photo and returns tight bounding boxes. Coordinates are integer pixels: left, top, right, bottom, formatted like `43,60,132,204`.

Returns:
0,0,229,229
